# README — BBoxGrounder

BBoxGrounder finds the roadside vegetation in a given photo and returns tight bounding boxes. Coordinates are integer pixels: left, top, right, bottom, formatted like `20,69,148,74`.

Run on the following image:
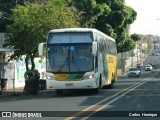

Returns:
0,0,141,71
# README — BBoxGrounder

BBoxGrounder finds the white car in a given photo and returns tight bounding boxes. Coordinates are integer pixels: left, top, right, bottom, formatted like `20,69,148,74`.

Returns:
155,53,160,56
128,67,141,78
145,64,153,71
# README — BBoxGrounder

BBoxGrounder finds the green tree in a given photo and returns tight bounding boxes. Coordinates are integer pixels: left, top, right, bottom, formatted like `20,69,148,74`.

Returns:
73,0,137,53
4,1,80,71
130,33,141,42
0,0,49,32
117,33,136,53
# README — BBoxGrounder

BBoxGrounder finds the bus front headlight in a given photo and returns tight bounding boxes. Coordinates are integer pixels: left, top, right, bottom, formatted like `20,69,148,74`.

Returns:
46,75,54,80
84,74,94,79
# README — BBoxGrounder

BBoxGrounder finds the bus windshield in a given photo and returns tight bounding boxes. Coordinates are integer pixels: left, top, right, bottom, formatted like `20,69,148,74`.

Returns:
47,43,93,73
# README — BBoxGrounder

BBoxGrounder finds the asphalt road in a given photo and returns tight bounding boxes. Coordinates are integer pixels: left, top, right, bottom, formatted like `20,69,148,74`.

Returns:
1,48,160,120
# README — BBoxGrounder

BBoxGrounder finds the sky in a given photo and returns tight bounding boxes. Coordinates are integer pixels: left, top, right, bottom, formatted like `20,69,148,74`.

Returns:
125,0,160,35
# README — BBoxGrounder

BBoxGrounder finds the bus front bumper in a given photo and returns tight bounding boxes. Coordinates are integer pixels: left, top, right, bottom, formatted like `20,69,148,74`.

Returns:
46,78,97,90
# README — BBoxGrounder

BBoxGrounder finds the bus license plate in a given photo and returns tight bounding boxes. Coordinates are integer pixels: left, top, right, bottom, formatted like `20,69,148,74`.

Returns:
65,83,74,86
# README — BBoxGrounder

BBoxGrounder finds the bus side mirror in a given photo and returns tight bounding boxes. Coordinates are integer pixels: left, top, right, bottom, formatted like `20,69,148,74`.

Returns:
38,43,46,56
92,42,97,55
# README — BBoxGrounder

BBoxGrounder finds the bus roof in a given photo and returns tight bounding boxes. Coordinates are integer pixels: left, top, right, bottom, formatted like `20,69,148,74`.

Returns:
49,28,115,42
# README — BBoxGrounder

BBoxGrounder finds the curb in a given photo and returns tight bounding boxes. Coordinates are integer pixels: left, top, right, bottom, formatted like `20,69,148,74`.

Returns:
0,90,24,98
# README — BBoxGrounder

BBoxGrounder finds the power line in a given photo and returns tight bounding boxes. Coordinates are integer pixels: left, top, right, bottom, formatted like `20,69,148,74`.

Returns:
0,10,16,22
11,0,17,4
0,2,19,22
1,16,16,22
11,0,24,5
17,0,25,4
0,1,27,23
0,10,12,18
0,4,12,12
12,0,26,5
0,10,15,22
1,16,15,22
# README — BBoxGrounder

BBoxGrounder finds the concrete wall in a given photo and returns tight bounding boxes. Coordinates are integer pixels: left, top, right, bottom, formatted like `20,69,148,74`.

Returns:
1,58,46,90
124,56,137,69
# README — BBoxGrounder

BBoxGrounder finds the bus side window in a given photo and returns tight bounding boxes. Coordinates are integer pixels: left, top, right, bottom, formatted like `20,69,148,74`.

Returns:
111,41,114,54
114,42,117,54
112,42,115,54
95,55,98,71
108,40,111,54
104,39,107,53
110,41,113,54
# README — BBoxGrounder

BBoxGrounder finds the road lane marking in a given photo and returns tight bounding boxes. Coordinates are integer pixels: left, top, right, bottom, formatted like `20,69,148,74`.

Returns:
80,77,152,120
65,77,151,120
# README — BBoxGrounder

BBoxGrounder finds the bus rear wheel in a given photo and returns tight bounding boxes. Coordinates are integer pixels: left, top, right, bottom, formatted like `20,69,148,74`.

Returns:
108,82,114,89
56,90,63,96
108,75,115,89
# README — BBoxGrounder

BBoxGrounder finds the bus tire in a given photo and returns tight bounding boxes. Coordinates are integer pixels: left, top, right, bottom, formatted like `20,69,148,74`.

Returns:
108,83,114,89
93,87,99,94
93,75,102,93
56,90,63,96
108,75,115,89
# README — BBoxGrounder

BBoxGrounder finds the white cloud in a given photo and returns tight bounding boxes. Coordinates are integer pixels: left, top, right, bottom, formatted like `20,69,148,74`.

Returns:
125,0,160,35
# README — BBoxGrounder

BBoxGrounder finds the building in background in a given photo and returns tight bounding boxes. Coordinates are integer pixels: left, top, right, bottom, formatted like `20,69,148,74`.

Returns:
118,34,154,74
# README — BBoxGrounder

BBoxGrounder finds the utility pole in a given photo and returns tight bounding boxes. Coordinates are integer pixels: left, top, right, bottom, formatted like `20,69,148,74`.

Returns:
121,52,126,75
139,44,142,62
0,12,2,18
131,49,134,67
137,41,138,64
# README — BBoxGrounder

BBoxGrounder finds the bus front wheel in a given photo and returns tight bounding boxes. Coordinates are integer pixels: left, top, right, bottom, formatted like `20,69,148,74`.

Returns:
93,87,99,94
93,77,102,93
56,90,63,96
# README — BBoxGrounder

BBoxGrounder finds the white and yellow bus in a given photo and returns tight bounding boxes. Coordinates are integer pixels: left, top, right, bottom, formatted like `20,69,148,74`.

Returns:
38,28,117,95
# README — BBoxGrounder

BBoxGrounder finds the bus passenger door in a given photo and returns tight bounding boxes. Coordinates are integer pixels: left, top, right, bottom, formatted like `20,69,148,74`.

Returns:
98,53,105,86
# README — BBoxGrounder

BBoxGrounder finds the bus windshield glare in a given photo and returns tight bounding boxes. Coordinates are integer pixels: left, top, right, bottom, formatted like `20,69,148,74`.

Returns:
47,32,93,73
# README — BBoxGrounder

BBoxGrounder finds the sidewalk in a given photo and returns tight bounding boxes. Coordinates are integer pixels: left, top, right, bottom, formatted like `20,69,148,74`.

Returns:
0,88,24,98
